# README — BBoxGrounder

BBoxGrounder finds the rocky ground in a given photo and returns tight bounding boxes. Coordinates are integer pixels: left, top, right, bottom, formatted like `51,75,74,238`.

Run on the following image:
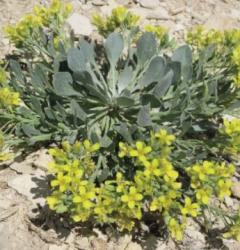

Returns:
1,0,240,249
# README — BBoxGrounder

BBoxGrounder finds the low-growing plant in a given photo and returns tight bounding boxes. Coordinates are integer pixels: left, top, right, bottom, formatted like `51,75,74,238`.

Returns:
92,6,140,38
1,0,240,242
5,0,73,58
47,130,238,240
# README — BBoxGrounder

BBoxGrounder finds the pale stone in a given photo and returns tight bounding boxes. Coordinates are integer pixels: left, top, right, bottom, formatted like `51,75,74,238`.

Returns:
32,149,52,172
147,7,170,20
232,181,240,199
7,170,46,207
139,0,159,9
66,13,93,37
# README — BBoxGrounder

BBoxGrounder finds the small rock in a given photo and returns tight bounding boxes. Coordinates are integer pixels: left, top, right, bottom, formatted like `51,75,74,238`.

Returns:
9,161,34,174
49,245,69,250
222,239,240,250
224,196,234,208
92,0,105,6
125,242,142,250
7,170,47,207
170,7,185,15
32,149,52,172
232,181,240,199
139,0,159,9
66,13,93,37
147,7,170,20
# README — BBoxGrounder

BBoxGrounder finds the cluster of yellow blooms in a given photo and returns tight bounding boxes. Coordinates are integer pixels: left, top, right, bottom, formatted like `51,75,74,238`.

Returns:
187,26,240,88
224,211,240,241
47,129,237,241
187,161,235,203
92,6,170,47
0,132,12,162
92,6,140,37
5,0,72,47
0,87,20,110
144,25,169,46
220,118,240,155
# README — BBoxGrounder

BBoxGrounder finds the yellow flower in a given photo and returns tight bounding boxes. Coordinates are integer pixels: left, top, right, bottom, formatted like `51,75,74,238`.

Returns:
121,186,143,209
50,172,71,192
224,219,240,241
144,25,168,42
233,73,240,88
181,197,199,217
46,196,59,210
83,139,100,152
73,184,95,209
158,159,179,181
217,179,232,199
232,45,240,68
118,142,128,158
154,129,175,146
0,67,7,84
196,188,212,205
143,158,161,177
168,218,184,241
0,87,20,109
129,141,152,163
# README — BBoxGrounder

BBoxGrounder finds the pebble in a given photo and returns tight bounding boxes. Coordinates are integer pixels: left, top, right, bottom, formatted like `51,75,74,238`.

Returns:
147,7,170,20
139,0,159,9
66,13,93,37
231,181,240,199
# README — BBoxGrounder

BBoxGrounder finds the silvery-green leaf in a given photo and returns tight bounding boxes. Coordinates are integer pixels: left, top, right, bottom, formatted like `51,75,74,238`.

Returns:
172,45,192,82
67,48,86,72
139,56,166,87
153,70,173,98
137,105,152,127
105,33,124,67
53,72,79,96
136,32,157,65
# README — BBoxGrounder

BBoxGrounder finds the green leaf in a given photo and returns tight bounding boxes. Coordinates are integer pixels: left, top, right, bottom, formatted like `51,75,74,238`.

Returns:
172,45,192,82
139,56,166,87
115,123,133,143
105,33,124,67
67,48,86,72
116,96,135,107
153,70,173,98
137,105,152,127
53,72,79,96
136,32,157,65
118,66,133,94
141,94,161,108
70,100,87,121
79,40,95,63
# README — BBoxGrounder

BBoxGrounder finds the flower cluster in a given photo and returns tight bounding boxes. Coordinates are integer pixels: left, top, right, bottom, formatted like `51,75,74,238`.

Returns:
144,25,170,47
220,118,240,155
92,6,140,37
47,129,237,241
0,132,12,162
187,26,240,88
187,161,235,203
224,210,240,241
5,0,72,47
0,66,7,84
0,87,20,110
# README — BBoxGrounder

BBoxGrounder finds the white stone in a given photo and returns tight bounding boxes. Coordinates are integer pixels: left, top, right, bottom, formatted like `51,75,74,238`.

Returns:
139,0,159,9
232,181,240,199
92,0,106,6
32,149,52,172
7,170,46,207
147,7,170,20
66,13,93,37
